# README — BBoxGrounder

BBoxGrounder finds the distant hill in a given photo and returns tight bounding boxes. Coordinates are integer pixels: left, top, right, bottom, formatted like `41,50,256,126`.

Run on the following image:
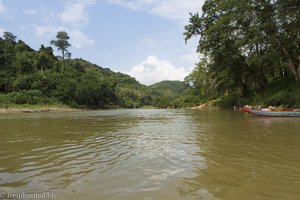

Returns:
65,59,152,108
150,80,187,95
149,80,191,108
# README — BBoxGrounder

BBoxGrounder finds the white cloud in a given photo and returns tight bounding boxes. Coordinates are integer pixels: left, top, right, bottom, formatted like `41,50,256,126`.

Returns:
69,29,94,48
106,0,157,10
0,0,5,14
33,0,95,49
34,25,62,38
106,0,204,22
106,0,139,10
34,25,94,48
150,0,203,22
58,0,96,25
125,55,189,85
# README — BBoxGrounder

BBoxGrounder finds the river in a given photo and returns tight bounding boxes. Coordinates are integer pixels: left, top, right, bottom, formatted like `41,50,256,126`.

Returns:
0,109,300,200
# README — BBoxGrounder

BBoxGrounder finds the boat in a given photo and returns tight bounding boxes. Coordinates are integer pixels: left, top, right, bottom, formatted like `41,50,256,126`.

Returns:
240,107,300,117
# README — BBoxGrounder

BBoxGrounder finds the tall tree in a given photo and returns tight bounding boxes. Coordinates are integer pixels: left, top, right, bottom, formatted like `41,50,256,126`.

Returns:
270,0,300,80
184,0,300,99
50,31,71,60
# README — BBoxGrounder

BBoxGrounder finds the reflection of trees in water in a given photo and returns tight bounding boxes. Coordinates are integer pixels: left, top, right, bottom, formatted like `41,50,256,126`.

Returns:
177,110,300,200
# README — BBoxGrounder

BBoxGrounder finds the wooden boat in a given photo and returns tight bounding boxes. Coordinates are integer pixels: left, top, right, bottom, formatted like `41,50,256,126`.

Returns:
240,107,300,117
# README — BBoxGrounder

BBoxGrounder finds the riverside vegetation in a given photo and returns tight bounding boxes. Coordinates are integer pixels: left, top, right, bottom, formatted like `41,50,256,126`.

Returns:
184,0,300,108
1,0,300,109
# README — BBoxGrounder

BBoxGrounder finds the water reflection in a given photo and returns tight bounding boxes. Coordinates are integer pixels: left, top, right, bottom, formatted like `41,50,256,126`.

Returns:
1,109,300,200
0,110,143,194
63,109,201,200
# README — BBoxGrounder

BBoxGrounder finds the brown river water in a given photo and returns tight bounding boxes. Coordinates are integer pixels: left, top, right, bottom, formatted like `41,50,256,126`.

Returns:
0,109,300,200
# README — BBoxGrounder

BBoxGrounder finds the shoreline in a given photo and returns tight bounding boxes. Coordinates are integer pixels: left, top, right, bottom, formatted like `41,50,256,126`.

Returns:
189,100,219,110
0,107,82,113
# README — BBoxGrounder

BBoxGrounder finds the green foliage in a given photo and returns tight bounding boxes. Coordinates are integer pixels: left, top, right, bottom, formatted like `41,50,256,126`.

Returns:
257,79,300,107
12,74,38,91
264,91,295,107
0,71,14,92
2,32,179,108
150,80,186,95
213,96,248,108
36,45,58,73
0,31,207,109
184,0,300,107
50,31,71,60
174,91,202,108
149,81,189,108
0,93,10,103
0,93,10,108
9,90,45,104
3,32,17,43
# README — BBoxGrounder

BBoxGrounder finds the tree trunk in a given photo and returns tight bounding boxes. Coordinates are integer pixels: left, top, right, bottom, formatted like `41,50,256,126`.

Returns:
272,34,299,80
238,78,248,96
298,56,300,80
62,50,65,72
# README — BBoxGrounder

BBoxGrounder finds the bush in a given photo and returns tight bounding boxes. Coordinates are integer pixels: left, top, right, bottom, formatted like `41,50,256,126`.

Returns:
9,90,45,104
214,95,248,108
262,90,298,107
12,74,39,91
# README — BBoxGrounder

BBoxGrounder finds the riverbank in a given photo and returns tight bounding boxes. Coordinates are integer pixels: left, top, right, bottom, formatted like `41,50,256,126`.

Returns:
0,105,168,113
0,104,81,113
190,79,300,109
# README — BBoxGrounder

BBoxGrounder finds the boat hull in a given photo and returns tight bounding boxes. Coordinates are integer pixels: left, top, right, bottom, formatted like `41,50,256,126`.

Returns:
240,107,300,117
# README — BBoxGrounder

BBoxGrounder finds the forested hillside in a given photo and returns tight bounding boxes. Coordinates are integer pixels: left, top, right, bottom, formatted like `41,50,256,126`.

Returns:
184,0,300,108
0,32,152,108
149,81,186,108
0,32,192,109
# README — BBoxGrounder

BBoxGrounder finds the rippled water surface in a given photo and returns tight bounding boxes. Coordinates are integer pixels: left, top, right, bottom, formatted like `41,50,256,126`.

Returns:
1,109,300,200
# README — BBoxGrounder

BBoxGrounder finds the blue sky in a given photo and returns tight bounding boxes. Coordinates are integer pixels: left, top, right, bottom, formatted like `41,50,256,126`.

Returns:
0,0,204,85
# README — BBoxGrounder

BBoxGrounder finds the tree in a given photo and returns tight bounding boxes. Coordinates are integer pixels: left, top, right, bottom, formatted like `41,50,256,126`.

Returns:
35,45,57,74
270,0,300,80
14,51,36,74
50,31,71,60
184,58,216,98
184,0,300,99
184,0,255,96
3,32,17,43
15,40,32,52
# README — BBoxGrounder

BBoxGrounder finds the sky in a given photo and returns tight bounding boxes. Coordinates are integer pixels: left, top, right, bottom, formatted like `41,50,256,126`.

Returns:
0,0,204,85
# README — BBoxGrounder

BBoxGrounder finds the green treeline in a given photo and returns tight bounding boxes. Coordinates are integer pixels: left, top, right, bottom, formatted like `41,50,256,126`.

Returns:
0,32,193,109
184,0,300,107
